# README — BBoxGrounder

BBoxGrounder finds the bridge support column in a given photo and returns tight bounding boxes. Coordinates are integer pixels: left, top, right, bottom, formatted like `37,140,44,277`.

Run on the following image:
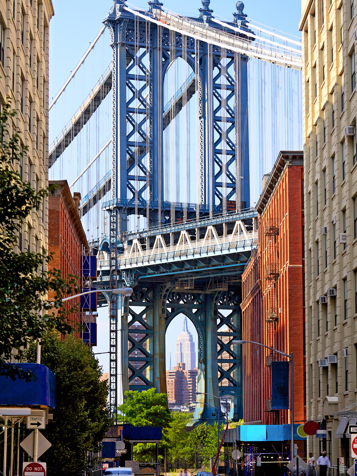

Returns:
118,294,129,405
195,293,220,424
153,285,167,394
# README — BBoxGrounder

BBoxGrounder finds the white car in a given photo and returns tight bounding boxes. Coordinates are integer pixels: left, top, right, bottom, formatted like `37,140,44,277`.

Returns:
104,468,134,476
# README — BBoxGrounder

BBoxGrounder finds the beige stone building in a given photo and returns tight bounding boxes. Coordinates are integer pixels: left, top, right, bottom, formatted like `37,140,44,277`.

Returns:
0,0,54,253
300,0,357,465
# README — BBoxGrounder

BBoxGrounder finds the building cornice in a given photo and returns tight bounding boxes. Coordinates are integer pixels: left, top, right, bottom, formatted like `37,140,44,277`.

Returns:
44,0,55,19
256,151,303,215
299,0,313,31
49,180,88,250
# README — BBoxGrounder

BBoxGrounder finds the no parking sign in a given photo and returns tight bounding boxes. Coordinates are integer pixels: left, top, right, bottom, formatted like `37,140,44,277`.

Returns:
23,462,46,476
351,436,357,459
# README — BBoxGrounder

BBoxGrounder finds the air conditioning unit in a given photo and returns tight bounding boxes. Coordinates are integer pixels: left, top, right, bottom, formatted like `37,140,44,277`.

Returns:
345,126,356,136
343,348,348,358
319,295,328,304
340,233,347,243
321,226,327,235
332,215,337,224
327,288,337,297
319,358,328,367
328,355,338,364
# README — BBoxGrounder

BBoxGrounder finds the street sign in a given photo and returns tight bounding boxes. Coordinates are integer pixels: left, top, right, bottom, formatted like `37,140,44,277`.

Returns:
350,426,357,434
27,415,45,430
256,456,261,467
351,436,357,459
20,431,51,458
339,457,345,474
23,462,46,476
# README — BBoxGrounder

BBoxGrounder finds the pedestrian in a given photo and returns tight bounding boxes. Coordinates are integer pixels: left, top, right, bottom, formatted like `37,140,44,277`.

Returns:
307,453,315,476
316,451,330,476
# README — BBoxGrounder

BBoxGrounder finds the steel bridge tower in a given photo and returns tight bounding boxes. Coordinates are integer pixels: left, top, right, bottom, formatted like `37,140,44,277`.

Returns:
103,0,254,423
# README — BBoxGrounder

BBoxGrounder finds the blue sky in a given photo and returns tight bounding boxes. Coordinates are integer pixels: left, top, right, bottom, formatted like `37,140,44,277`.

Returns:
49,0,302,374
49,0,301,99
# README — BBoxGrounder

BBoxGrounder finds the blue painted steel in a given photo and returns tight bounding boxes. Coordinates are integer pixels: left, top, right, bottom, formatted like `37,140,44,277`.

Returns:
238,425,306,442
271,361,289,410
81,256,97,278
102,441,117,458
81,288,97,311
81,322,97,346
122,424,162,440
0,364,56,409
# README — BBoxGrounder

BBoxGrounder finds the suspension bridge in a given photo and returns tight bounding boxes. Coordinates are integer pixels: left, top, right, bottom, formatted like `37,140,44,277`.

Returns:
49,0,302,422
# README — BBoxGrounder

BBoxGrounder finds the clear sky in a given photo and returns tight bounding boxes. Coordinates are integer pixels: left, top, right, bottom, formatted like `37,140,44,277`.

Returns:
49,0,302,375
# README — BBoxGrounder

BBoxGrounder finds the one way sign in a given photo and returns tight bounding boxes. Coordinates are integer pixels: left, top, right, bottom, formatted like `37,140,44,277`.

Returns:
27,411,46,430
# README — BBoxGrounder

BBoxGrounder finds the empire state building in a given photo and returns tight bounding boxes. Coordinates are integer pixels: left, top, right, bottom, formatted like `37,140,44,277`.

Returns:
174,317,196,370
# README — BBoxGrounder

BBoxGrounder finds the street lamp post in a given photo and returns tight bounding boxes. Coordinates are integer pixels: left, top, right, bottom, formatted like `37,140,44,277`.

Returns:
196,392,227,475
232,339,294,463
33,287,133,463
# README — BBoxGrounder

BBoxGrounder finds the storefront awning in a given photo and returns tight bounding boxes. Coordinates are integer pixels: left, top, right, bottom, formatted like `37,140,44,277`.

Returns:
335,416,349,438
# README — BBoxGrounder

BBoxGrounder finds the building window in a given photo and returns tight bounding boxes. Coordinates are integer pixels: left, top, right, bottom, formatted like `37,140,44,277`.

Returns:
316,240,320,276
317,302,320,337
333,296,337,326
330,26,334,63
37,58,40,90
322,46,326,82
0,22,4,67
353,133,357,165
316,133,318,156
13,0,15,18
344,349,348,391
355,270,357,314
323,169,327,205
354,197,357,239
340,7,344,44
21,9,25,45
323,119,326,143
332,101,335,129
352,51,356,92
12,51,15,92
332,157,336,194
333,222,337,260
29,97,32,133
342,210,347,250
344,278,348,320
352,0,354,20
325,233,328,269
316,181,319,215
342,142,346,181
36,116,39,151
20,75,25,114
341,75,345,111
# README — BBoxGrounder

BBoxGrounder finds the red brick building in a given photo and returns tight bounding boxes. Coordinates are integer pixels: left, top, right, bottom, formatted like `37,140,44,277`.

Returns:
166,363,197,406
241,151,305,425
48,180,88,334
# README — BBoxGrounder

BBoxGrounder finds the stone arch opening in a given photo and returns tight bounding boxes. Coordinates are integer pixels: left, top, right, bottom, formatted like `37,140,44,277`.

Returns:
165,312,201,412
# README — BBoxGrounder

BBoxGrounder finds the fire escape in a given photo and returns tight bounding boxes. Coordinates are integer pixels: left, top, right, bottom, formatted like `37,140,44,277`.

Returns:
264,218,279,420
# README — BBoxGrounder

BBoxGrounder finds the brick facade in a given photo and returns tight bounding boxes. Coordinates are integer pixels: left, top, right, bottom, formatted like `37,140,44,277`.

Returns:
48,180,88,334
241,151,305,426
166,363,197,406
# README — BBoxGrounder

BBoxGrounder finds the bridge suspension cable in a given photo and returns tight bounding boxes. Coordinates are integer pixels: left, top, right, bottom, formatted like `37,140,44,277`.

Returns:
124,6,302,70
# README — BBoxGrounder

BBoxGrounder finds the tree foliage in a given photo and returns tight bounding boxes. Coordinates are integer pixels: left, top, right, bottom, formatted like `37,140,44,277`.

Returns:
25,333,112,476
117,389,223,467
0,100,78,379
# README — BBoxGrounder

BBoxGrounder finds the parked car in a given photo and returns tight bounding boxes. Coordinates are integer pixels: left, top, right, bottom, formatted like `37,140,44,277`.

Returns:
104,468,134,476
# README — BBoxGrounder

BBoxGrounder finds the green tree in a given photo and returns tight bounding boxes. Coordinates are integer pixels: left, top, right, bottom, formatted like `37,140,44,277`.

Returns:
118,388,172,462
165,412,193,466
0,100,77,379
25,332,111,476
188,422,224,467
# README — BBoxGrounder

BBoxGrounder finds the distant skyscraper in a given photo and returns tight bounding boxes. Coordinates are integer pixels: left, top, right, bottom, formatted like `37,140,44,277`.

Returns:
174,318,196,370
